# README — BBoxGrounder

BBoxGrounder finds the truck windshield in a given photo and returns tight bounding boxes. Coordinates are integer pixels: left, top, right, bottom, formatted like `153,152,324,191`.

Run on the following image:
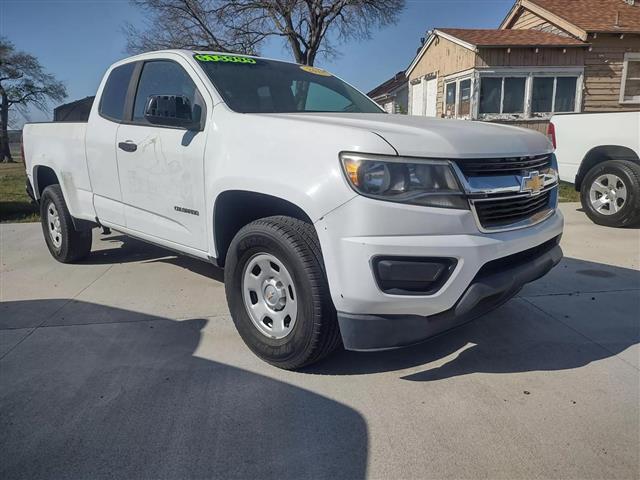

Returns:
194,54,383,114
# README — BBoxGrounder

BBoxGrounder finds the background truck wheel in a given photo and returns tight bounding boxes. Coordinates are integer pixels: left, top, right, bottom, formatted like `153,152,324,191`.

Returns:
580,160,640,228
40,185,92,263
224,216,340,369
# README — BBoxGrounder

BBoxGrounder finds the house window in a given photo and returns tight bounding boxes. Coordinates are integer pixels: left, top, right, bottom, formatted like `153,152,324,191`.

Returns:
555,77,577,111
443,76,472,118
475,71,581,119
503,78,526,113
531,77,553,112
459,79,471,116
445,83,456,117
531,76,577,114
620,53,640,104
479,78,501,113
479,77,526,115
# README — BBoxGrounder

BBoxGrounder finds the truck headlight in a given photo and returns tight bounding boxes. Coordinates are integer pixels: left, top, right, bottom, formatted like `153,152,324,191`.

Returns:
340,152,468,209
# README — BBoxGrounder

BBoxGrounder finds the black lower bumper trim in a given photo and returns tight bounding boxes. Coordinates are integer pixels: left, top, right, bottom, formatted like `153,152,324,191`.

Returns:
338,236,563,351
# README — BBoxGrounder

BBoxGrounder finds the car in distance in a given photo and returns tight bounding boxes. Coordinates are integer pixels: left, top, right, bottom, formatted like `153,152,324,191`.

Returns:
23,50,564,369
550,111,640,227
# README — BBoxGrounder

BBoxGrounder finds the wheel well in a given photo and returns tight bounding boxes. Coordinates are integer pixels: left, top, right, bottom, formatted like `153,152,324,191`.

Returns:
213,190,313,267
33,166,59,199
575,145,639,191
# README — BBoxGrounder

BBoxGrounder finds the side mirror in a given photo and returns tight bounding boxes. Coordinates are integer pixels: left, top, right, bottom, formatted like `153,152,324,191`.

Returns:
144,95,201,130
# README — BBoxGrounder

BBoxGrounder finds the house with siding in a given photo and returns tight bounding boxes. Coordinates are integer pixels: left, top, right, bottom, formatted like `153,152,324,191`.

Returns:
405,0,640,132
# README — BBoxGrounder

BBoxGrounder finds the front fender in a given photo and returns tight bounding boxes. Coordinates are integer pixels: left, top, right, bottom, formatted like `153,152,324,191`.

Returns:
203,106,396,257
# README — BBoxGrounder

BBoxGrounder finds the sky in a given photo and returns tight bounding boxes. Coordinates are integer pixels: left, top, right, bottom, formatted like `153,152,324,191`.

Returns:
1,0,515,125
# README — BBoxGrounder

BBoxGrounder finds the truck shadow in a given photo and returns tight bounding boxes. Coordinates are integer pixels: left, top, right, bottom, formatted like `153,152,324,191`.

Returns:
0,301,368,480
570,205,640,229
81,234,224,281
79,234,638,381
309,257,639,378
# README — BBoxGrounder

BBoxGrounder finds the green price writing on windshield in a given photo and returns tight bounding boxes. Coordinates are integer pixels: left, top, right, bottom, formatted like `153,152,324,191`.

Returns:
194,54,257,64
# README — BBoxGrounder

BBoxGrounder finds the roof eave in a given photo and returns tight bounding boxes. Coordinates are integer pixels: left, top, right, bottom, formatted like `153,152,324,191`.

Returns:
406,31,439,77
477,43,588,48
586,29,640,35
372,93,395,102
434,29,479,52
499,0,522,29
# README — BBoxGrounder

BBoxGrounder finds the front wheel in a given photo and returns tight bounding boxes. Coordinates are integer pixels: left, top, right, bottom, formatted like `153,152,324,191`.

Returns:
580,160,640,228
40,185,92,263
224,216,340,369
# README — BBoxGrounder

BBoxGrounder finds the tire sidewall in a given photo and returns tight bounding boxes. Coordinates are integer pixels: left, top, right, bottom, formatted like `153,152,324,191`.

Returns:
580,161,639,227
40,187,70,260
225,225,320,366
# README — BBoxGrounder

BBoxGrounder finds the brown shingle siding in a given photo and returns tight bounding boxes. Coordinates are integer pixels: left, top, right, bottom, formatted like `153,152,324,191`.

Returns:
476,46,585,67
513,9,550,29
583,34,640,111
510,8,571,36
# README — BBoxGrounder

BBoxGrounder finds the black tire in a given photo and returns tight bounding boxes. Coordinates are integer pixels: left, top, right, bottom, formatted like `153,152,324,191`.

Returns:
40,185,92,263
224,216,340,370
580,160,640,228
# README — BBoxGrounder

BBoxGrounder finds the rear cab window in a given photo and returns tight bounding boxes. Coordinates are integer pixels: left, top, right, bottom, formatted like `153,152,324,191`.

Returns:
99,62,136,122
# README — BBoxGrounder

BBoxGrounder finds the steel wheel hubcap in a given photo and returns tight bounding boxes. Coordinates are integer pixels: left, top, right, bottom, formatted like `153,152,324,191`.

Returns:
589,174,627,216
47,202,63,248
242,253,298,339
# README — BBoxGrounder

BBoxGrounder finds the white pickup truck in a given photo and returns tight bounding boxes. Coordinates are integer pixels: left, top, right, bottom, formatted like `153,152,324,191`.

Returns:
550,111,640,227
23,50,563,369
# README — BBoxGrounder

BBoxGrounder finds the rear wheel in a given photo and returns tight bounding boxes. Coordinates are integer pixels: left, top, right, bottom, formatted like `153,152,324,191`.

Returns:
224,216,340,369
580,160,640,228
40,185,92,263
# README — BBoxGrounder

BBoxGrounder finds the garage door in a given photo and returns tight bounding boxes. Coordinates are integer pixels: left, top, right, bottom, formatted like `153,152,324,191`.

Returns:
425,78,438,117
411,80,424,116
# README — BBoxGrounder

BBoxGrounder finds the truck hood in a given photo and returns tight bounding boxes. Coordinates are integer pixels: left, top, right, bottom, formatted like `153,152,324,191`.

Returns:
261,112,553,159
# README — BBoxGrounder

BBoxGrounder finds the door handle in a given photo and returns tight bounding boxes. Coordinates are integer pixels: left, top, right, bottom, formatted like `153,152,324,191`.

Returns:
118,141,137,153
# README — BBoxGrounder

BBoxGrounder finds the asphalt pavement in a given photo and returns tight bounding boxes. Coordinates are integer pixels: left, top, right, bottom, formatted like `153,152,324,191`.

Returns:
1,203,638,479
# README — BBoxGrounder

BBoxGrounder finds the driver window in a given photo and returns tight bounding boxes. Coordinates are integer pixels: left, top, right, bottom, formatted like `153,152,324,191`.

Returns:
133,60,199,123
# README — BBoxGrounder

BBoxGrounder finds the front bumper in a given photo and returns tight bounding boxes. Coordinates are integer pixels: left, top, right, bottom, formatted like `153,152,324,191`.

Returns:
338,235,562,351
314,195,564,350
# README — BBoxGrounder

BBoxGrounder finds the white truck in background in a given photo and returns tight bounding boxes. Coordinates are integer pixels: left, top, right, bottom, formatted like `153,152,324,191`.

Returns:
550,111,640,227
23,50,564,369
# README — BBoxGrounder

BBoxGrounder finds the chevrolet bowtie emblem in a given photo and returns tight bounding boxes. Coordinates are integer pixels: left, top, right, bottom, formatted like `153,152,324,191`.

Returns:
521,171,545,195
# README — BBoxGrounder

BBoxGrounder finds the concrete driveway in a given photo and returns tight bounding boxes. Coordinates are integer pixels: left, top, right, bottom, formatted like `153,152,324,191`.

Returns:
1,203,638,480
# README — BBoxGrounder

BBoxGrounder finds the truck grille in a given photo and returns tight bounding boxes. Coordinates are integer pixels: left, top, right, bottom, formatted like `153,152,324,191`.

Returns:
473,189,553,229
454,155,551,177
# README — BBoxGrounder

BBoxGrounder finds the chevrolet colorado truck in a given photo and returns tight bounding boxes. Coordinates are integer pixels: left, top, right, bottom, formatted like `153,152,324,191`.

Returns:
550,111,640,227
23,50,563,369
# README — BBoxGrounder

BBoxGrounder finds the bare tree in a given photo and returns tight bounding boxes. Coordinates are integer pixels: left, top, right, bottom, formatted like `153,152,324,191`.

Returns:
226,0,404,65
125,0,265,54
0,38,66,163
126,0,404,65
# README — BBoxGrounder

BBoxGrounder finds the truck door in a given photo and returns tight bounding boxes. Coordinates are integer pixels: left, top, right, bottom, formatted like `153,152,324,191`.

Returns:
115,58,208,251
86,62,137,227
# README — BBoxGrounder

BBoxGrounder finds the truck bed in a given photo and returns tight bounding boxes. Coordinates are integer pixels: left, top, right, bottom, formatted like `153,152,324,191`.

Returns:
22,122,95,220
551,111,640,184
